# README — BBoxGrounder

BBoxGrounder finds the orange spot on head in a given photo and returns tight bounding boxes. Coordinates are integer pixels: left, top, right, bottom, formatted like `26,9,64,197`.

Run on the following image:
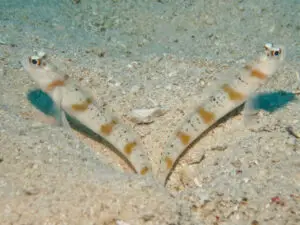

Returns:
100,119,117,135
71,98,93,111
46,80,65,91
177,131,191,145
250,68,267,80
165,156,173,169
140,166,149,175
198,107,216,124
124,142,137,155
222,84,245,101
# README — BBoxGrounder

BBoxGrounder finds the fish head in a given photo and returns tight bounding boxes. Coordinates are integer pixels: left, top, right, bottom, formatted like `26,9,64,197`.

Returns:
264,43,285,61
21,53,63,90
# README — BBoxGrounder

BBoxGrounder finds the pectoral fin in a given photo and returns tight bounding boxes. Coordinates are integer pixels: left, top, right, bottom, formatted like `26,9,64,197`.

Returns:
243,91,298,127
243,93,260,128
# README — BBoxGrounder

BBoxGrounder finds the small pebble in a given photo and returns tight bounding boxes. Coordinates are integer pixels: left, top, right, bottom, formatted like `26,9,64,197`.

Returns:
116,220,130,225
165,84,172,90
130,85,140,94
129,107,167,124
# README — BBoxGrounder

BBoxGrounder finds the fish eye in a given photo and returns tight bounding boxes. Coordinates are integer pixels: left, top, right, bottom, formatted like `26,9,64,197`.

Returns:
29,56,41,66
272,49,281,56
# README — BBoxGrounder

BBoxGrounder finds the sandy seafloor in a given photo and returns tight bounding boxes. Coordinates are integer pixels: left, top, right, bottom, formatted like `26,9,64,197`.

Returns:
0,0,300,224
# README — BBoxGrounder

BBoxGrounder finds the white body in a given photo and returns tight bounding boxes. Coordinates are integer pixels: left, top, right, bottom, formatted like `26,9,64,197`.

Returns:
21,44,284,185
22,54,152,176
157,44,285,184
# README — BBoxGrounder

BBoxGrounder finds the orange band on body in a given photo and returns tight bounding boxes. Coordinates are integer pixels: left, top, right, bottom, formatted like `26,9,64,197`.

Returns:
198,107,216,124
124,142,137,155
250,68,267,80
46,80,65,91
222,84,245,101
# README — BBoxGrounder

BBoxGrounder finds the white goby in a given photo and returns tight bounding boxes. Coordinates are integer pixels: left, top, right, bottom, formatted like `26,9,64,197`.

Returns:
157,44,285,185
22,53,152,176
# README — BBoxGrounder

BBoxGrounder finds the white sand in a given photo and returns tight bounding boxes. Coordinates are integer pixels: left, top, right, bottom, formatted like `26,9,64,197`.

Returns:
0,0,299,224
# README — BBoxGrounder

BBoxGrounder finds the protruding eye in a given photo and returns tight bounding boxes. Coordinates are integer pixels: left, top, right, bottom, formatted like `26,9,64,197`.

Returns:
32,58,41,65
272,49,281,56
29,56,41,66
